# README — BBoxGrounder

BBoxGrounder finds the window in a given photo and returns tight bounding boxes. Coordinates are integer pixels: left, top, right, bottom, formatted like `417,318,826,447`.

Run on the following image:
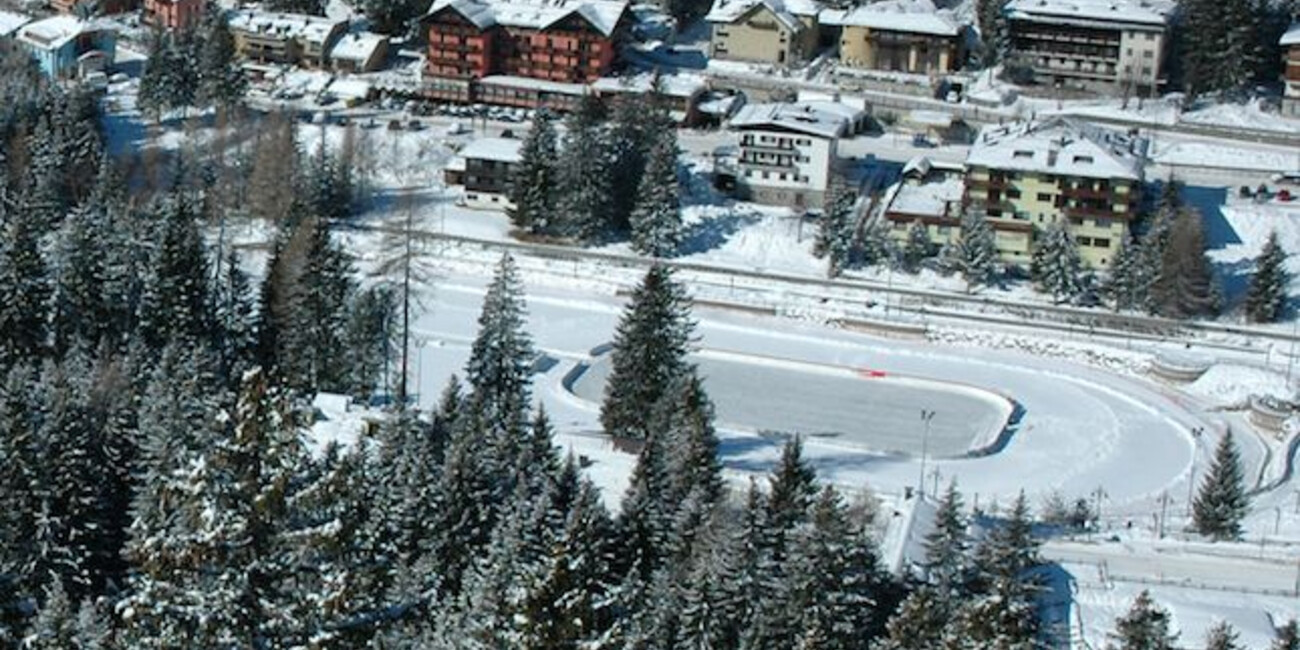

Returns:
1143,50,1153,58
1095,217,1111,228
1145,32,1155,41
1013,150,1034,159
762,171,769,179
987,208,1002,217
1037,193,1052,202
778,172,788,181
1093,237,1111,248
1077,236,1092,246
1141,67,1151,75
467,193,478,200
1007,189,1021,199
1072,155,1093,164
1126,48,1133,56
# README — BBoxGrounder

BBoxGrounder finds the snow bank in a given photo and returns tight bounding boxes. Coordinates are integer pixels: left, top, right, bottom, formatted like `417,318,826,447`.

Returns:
1185,364,1294,408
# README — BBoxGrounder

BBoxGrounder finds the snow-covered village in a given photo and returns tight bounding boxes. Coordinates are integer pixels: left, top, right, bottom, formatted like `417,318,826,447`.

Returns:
1,0,1300,643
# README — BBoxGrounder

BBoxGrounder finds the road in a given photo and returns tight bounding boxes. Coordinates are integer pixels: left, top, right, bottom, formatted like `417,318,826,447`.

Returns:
1045,539,1300,596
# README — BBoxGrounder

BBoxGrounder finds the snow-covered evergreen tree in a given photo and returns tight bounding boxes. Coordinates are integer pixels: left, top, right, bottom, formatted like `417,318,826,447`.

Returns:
1108,590,1178,650
1101,237,1147,311
879,586,948,650
1204,621,1244,650
814,181,857,278
1192,431,1248,540
557,96,614,242
948,210,1000,291
1245,230,1289,323
1031,220,1086,303
23,579,76,650
629,129,684,258
137,193,212,350
195,2,247,112
975,0,1008,67
600,265,695,440
1151,208,1219,319
465,253,536,456
924,480,971,602
0,203,50,367
508,110,559,236
607,90,669,235
902,220,934,273
1274,619,1300,650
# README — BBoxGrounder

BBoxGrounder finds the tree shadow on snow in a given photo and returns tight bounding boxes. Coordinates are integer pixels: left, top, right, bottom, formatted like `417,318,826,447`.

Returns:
1177,184,1239,248
678,210,760,256
1216,256,1256,307
1035,562,1078,649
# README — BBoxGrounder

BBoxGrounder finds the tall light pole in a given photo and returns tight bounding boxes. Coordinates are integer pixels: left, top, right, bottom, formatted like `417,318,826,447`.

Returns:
1186,426,1204,517
919,409,936,499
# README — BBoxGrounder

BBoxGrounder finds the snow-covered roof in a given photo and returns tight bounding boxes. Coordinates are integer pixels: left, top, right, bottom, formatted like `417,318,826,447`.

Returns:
820,0,962,36
728,101,853,139
458,136,522,163
227,10,344,47
966,117,1146,181
906,109,958,128
16,16,114,51
329,31,386,62
590,72,708,98
705,0,818,29
479,74,587,96
887,174,964,218
1281,23,1300,46
424,0,629,37
1006,0,1174,29
0,10,29,37
327,77,371,99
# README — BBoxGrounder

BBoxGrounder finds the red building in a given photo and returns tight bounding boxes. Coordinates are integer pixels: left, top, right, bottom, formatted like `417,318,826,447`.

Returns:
421,0,629,86
142,0,203,30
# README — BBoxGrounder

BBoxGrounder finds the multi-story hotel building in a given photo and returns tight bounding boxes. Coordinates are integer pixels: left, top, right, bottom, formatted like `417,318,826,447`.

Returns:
142,0,203,30
705,0,820,66
728,101,862,208
1282,23,1300,117
823,0,965,75
963,117,1146,269
1005,0,1174,93
420,0,630,102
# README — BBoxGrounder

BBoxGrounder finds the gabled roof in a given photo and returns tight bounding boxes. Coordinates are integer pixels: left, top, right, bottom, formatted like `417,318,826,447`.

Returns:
1006,0,1174,29
705,0,819,27
729,101,856,139
820,0,962,36
16,16,114,51
329,31,387,62
227,10,345,46
458,136,522,163
1281,23,1300,46
966,117,1146,181
423,0,629,37
0,10,30,38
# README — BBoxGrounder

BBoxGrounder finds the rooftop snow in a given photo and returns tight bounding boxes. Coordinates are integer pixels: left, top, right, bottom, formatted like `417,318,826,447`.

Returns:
227,10,344,46
329,31,386,62
0,10,29,37
705,0,817,29
965,117,1146,181
591,71,708,98
478,74,587,95
327,77,372,99
1282,23,1300,46
886,175,964,219
17,16,113,50
458,136,523,163
425,0,629,37
820,0,962,36
1006,0,1174,28
729,101,854,138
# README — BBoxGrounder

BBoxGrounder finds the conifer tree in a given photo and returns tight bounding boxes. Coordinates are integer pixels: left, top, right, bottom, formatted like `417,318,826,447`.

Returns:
137,193,212,349
815,181,857,278
1273,619,1300,650
1192,431,1249,540
975,0,1008,67
1109,590,1178,650
677,506,743,650
1031,220,1086,303
903,220,934,273
948,211,1000,291
465,253,536,445
0,204,49,367
924,480,971,601
879,586,948,650
509,110,559,236
616,431,672,581
1205,621,1243,650
601,265,695,440
195,1,247,112
24,579,76,650
767,436,818,538
50,203,111,354
965,492,1041,649
791,486,885,650
1151,208,1218,319
245,112,300,223
1246,230,1289,323
629,129,684,258
557,96,614,242
1102,237,1146,311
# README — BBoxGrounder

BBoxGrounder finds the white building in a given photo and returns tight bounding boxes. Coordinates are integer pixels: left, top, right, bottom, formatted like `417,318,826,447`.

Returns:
727,101,861,208
444,137,523,211
1005,0,1174,93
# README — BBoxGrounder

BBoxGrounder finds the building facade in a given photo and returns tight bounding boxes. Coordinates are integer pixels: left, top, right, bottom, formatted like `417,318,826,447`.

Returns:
142,0,203,30
421,0,629,86
1005,0,1173,93
1283,24,1300,117
227,10,345,68
328,32,388,73
880,156,965,249
728,102,858,208
825,0,964,74
962,117,1145,269
444,137,523,211
15,16,116,79
706,0,819,65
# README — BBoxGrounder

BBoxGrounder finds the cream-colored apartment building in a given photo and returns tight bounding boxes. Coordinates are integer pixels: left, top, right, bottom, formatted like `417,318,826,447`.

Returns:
963,117,1146,269
823,0,965,74
706,0,819,65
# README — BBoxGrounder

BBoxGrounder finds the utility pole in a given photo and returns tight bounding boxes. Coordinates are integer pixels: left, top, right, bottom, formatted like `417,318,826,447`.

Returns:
919,409,936,499
1186,426,1204,516
1157,491,1170,539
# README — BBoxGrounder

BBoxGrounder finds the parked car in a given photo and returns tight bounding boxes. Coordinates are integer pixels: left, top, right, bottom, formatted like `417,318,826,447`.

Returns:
387,119,404,131
1278,189,1294,202
911,133,935,148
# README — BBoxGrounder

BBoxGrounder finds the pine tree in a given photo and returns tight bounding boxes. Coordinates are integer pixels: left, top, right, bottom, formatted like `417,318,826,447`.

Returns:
600,265,695,440
1273,619,1300,650
879,586,948,650
1245,230,1289,323
509,110,559,236
903,220,934,273
557,96,614,242
629,129,684,258
975,0,1008,67
616,431,672,581
814,181,857,278
137,193,212,350
1101,237,1146,311
1151,208,1218,319
948,210,1000,291
924,480,971,602
465,253,536,455
1192,431,1249,540
1108,590,1178,650
1031,220,1086,303
965,492,1041,649
767,436,818,539
195,1,247,112
24,579,76,649
1205,621,1243,650
677,506,743,650
0,203,49,368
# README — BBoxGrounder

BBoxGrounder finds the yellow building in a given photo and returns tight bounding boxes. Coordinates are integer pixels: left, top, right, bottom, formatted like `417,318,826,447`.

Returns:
706,0,819,66
824,0,965,74
963,117,1146,269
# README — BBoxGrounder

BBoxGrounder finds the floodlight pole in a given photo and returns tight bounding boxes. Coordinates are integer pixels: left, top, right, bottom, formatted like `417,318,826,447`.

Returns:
919,409,936,499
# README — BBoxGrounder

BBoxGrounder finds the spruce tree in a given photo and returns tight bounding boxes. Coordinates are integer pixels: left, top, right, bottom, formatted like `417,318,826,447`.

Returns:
1205,621,1243,650
0,204,50,368
195,1,247,112
1102,237,1146,311
948,210,1000,291
24,579,75,650
600,265,695,440
903,220,934,273
629,129,684,258
1151,208,1218,319
557,96,614,242
1245,230,1289,323
1109,590,1178,650
509,110,559,236
137,193,212,350
924,480,971,602
1274,619,1300,650
767,436,818,538
1192,431,1249,540
879,586,948,650
815,181,857,278
975,0,1008,67
465,253,536,453
1031,220,1086,303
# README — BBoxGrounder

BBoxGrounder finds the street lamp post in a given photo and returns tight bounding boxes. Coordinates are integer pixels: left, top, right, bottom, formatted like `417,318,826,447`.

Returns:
919,409,936,499
1186,426,1204,517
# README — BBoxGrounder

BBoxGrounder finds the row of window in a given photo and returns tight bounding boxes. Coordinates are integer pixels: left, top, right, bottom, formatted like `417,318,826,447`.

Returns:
743,169,810,183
